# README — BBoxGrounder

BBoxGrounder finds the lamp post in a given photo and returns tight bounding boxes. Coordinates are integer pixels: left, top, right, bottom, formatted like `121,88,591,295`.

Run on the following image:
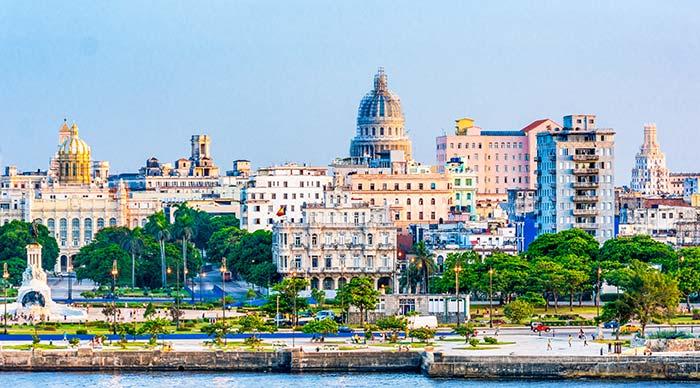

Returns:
291,269,297,348
596,266,602,321
220,257,227,345
175,264,181,330
3,263,9,335
199,270,205,304
111,260,118,335
454,262,462,327
488,267,494,328
67,263,74,304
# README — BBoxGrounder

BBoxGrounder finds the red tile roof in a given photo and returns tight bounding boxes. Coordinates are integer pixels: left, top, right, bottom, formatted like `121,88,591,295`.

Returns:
521,119,560,133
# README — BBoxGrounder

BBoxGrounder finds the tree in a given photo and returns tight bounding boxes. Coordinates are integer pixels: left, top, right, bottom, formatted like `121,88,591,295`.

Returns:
375,316,407,342
74,243,130,286
120,228,144,289
268,277,309,326
173,204,195,286
411,241,436,294
227,230,274,286
0,220,58,283
202,320,231,345
673,250,700,312
302,318,338,338
144,211,171,288
408,327,435,342
530,259,567,312
138,317,170,345
603,261,680,336
599,235,676,267
143,302,156,319
526,229,598,261
337,277,379,326
504,299,534,324
207,226,245,262
311,288,326,307
453,323,477,344
238,313,275,346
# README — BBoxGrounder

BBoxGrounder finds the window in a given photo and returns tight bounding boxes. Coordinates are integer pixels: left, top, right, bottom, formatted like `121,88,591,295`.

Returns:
367,233,373,245
418,198,423,205
97,218,105,230
366,255,374,268
59,218,67,244
353,255,360,268
84,218,93,242
312,256,319,268
71,218,80,246
407,198,412,205
109,218,117,227
47,218,55,235
311,234,318,246
294,234,301,246
430,198,436,205
325,255,332,268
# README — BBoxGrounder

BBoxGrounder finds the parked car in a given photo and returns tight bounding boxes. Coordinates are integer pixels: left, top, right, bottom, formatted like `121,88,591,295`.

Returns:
270,314,292,327
315,310,336,321
530,322,551,333
603,320,619,329
619,324,641,334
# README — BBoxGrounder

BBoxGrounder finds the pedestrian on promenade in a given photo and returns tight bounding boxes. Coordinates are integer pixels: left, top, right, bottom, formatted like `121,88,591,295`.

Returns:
584,337,588,347
547,338,552,351
568,334,572,347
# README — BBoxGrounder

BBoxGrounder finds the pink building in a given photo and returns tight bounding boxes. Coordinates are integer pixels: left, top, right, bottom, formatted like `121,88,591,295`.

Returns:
436,118,559,216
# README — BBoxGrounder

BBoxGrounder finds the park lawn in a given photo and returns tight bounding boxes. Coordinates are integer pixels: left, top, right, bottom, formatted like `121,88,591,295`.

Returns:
370,342,429,348
593,339,631,347
455,346,501,350
5,343,68,350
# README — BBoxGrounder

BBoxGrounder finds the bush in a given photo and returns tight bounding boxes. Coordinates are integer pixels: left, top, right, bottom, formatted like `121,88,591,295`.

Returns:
468,338,480,347
243,336,263,346
483,336,498,344
600,293,620,302
409,327,436,342
504,300,534,324
647,330,695,340
75,329,88,335
693,309,700,320
518,292,546,308
68,337,80,347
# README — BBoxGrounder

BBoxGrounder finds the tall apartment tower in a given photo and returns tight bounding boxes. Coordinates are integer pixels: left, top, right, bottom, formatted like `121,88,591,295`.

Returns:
535,114,616,243
630,123,669,195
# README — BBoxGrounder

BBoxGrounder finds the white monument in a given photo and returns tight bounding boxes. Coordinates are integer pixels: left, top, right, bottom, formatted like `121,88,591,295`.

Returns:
8,243,87,321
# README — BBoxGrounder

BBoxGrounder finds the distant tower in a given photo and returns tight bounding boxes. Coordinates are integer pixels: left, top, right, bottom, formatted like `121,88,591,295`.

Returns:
58,118,71,145
630,123,669,195
191,135,212,164
349,68,413,162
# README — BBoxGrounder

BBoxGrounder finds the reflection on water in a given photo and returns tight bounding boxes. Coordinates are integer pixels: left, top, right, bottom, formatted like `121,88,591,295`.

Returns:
2,372,696,388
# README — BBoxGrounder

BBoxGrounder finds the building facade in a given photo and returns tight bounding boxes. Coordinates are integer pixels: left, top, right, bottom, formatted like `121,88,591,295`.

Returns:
272,194,397,294
535,114,616,243
630,123,670,195
349,68,413,164
241,164,331,232
436,117,558,218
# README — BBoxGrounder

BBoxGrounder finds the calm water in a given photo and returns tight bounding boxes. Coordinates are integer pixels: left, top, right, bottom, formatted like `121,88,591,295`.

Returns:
1,372,697,388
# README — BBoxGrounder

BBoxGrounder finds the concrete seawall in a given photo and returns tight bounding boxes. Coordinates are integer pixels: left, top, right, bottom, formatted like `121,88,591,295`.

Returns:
2,349,700,380
424,352,700,380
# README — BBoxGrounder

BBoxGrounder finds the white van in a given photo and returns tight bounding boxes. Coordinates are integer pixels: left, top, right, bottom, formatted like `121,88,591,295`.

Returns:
407,315,438,330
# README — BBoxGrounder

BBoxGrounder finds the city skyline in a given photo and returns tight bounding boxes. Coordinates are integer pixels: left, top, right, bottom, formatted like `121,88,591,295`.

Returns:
2,1,700,183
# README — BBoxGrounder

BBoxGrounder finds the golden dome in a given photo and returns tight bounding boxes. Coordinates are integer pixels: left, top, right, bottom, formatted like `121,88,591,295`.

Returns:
58,124,91,156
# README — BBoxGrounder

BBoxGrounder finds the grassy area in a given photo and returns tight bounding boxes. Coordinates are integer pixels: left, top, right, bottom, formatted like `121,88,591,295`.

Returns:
370,342,429,348
5,343,68,350
455,346,501,350
594,339,631,346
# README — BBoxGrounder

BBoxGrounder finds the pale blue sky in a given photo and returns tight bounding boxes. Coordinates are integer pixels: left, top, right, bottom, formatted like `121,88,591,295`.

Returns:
1,1,699,183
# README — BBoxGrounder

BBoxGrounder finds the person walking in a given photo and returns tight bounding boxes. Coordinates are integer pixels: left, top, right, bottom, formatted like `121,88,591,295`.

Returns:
568,334,572,347
547,338,553,351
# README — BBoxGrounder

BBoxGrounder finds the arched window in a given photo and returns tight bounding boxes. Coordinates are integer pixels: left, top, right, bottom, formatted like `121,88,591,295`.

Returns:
406,198,411,205
84,218,93,242
431,198,436,205
59,218,68,243
372,127,376,136
323,277,335,290
97,218,105,230
47,218,55,235
418,198,424,205
71,218,80,245
311,234,318,246
109,217,117,227
367,233,373,245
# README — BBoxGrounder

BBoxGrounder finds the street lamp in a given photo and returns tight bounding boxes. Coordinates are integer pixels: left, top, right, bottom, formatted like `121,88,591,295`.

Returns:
454,262,462,327
488,267,494,329
199,270,205,303
596,266,602,320
290,268,297,348
175,263,181,331
67,263,74,304
3,263,9,335
220,257,227,345
111,260,119,335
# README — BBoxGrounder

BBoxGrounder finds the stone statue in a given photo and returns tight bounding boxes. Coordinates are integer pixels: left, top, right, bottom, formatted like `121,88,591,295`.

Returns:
30,220,40,242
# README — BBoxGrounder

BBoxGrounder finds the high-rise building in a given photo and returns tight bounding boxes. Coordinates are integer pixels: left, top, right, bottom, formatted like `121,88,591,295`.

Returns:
535,114,616,243
349,68,413,164
436,117,558,219
630,123,669,195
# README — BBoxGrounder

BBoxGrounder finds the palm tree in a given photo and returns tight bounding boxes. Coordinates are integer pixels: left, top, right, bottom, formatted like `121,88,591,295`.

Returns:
120,229,145,289
145,211,170,288
412,241,436,294
173,204,194,287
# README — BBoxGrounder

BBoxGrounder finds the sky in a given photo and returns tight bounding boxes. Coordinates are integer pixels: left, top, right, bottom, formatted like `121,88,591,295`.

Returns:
1,1,699,183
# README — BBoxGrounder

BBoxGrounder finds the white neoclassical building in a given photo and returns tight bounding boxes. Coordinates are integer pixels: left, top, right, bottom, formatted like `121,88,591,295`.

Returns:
272,189,397,295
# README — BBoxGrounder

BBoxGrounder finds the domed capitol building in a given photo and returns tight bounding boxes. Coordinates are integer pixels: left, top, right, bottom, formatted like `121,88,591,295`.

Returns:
349,68,413,163
0,120,160,273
